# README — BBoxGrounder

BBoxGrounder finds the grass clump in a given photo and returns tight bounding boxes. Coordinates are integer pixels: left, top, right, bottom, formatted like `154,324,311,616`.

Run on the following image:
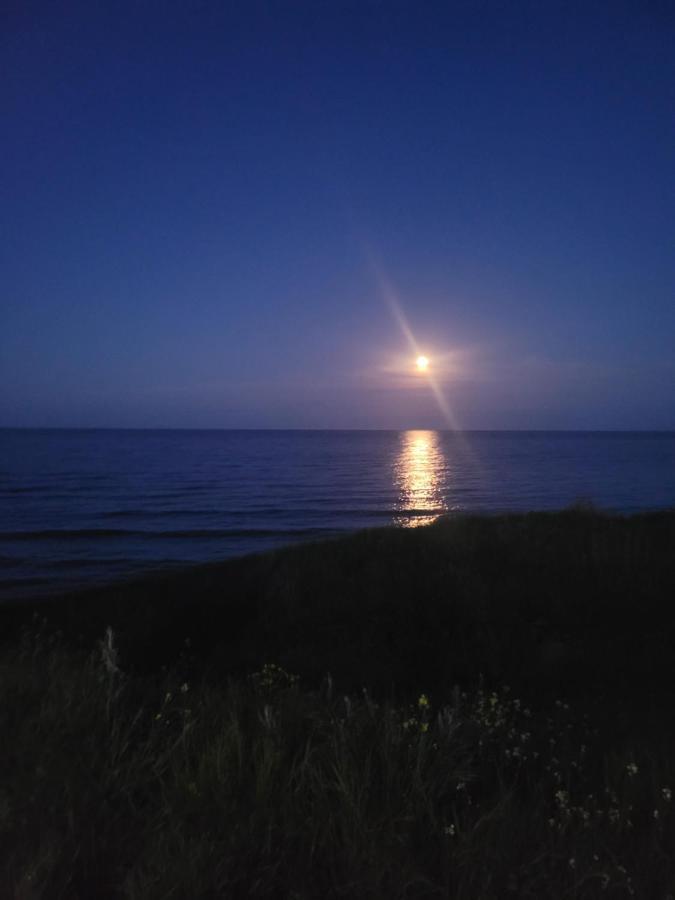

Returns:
3,510,675,897
2,629,675,899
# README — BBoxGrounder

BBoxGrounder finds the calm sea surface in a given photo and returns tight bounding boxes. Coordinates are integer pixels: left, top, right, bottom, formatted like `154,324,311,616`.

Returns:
1,429,674,600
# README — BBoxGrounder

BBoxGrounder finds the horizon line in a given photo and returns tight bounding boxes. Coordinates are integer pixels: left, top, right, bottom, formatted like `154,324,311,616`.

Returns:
2,426,675,434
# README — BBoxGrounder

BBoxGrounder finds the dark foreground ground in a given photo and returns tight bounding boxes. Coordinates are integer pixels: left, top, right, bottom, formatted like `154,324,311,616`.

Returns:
3,509,675,898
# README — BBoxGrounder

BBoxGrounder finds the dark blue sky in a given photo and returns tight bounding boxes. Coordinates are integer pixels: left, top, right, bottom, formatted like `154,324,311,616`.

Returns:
2,1,674,429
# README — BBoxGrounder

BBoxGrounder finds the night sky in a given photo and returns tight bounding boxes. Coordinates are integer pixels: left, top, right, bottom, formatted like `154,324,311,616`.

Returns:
2,1,674,430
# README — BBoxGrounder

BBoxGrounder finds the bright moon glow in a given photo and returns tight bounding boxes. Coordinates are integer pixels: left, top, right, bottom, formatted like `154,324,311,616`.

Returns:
416,355,429,372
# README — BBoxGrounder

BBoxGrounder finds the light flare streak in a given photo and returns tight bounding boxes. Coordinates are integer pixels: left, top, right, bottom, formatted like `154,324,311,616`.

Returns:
374,267,462,432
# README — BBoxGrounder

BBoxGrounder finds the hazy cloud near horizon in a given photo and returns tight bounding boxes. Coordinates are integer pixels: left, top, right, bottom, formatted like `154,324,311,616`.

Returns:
3,351,672,431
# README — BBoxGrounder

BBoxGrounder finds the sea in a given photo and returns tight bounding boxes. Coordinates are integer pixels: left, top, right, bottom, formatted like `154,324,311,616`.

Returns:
1,428,674,601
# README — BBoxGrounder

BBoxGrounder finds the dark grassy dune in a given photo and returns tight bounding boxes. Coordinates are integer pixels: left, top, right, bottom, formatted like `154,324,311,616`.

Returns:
3,509,675,898
6,507,675,699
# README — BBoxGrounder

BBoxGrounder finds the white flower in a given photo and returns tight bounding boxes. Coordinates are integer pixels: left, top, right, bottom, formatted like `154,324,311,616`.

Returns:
555,789,569,807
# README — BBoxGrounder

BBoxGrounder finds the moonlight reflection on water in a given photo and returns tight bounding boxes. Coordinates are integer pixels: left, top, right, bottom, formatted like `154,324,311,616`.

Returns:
394,430,448,527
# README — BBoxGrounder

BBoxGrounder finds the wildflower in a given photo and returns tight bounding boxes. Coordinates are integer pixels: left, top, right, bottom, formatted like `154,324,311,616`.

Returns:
252,662,298,692
662,787,672,802
555,789,569,808
653,809,660,819
444,824,456,836
180,682,189,693
164,692,172,704
418,693,430,709
626,762,638,776
569,858,576,870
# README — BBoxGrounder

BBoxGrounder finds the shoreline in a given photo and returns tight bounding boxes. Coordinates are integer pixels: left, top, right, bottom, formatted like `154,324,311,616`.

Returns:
3,507,675,701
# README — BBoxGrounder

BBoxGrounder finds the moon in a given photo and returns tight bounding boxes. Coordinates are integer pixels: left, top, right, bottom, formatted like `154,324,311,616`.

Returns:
416,355,429,372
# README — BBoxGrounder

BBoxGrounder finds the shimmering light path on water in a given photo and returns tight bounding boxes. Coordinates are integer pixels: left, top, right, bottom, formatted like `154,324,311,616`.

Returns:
394,431,448,527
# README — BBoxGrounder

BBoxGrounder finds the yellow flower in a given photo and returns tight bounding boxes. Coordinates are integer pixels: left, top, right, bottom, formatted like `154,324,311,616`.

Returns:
418,694,430,709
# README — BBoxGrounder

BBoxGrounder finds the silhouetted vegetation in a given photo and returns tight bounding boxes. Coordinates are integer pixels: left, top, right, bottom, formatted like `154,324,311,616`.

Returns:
2,509,675,897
